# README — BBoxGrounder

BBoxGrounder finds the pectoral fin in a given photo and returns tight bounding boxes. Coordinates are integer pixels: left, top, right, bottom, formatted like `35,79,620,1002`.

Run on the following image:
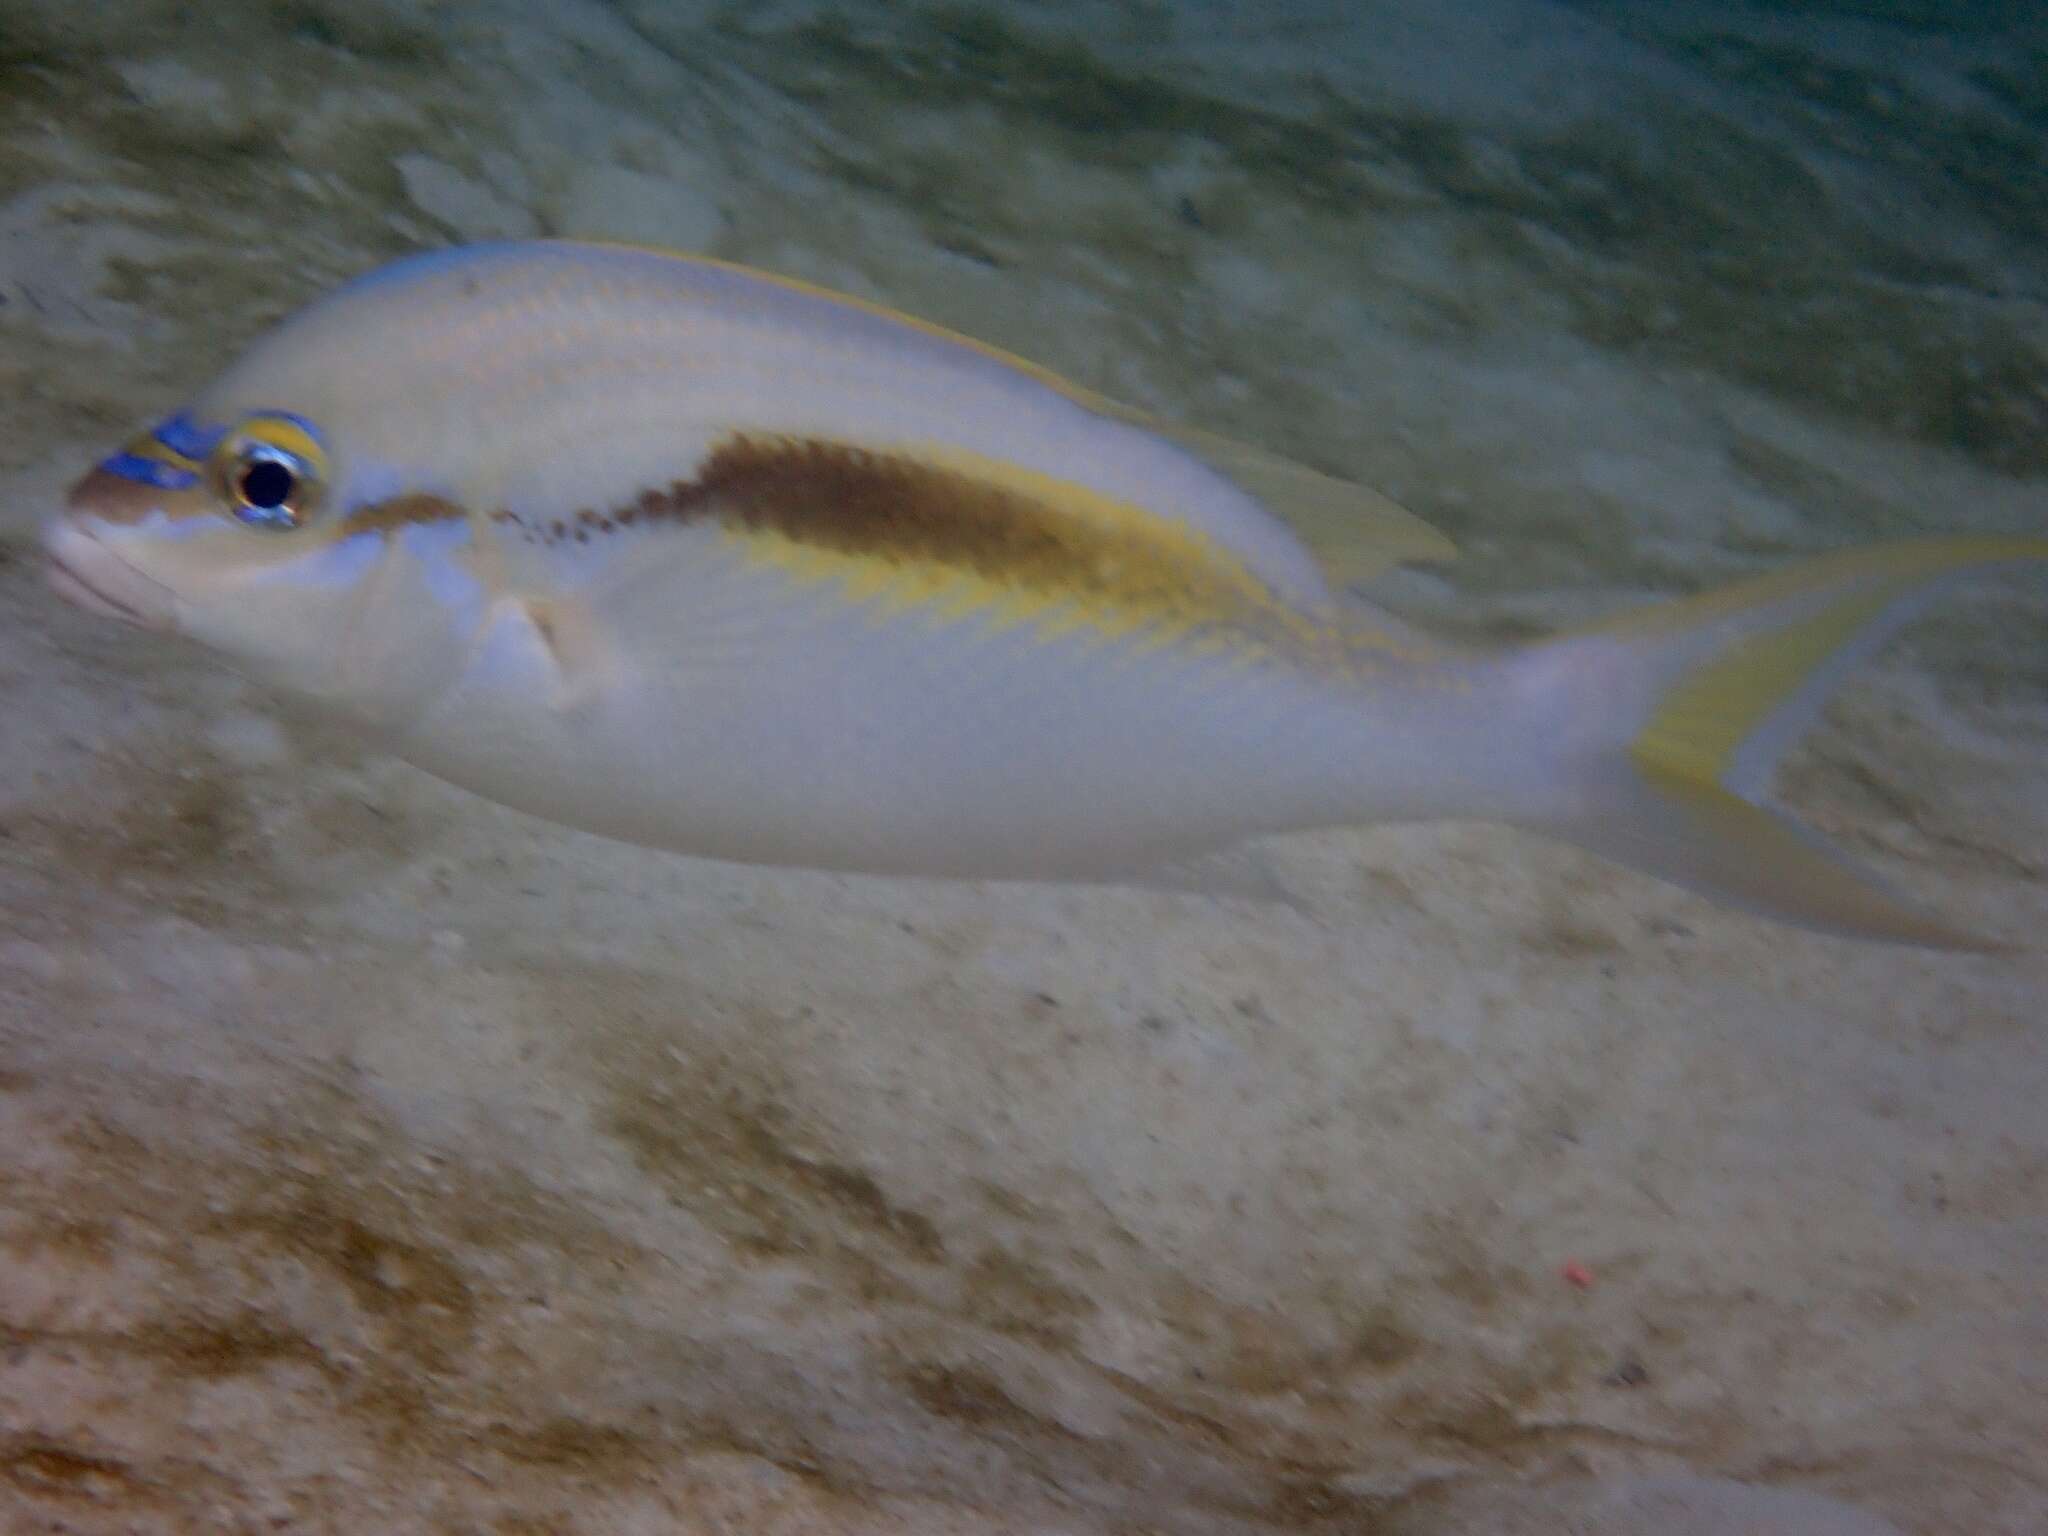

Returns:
481,594,622,713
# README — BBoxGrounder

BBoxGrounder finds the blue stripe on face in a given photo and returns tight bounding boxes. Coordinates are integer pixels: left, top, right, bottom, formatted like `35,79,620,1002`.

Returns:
151,412,228,460
99,453,200,490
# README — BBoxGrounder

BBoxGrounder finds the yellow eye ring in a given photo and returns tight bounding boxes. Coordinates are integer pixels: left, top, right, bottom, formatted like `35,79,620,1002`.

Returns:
212,413,328,531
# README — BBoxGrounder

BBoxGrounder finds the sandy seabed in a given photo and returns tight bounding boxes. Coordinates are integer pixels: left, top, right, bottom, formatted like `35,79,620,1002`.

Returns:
1,2,2045,1532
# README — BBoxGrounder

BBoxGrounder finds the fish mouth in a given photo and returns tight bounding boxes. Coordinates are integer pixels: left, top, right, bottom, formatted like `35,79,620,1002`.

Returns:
42,520,178,631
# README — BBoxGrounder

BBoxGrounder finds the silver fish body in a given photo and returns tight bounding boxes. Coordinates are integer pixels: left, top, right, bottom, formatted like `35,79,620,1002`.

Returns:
46,241,2048,941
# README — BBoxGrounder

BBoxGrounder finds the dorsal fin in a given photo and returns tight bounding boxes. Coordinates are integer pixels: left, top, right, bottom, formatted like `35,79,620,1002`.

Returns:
1087,405,1459,587
552,240,1458,592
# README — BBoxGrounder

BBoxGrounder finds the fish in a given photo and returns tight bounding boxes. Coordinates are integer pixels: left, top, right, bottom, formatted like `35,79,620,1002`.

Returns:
42,239,2048,946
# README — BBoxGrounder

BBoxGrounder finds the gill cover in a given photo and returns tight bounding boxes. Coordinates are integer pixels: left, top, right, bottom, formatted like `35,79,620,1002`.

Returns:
67,397,487,730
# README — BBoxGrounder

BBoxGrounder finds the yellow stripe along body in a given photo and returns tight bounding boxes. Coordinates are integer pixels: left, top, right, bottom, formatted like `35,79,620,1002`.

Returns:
477,429,1424,675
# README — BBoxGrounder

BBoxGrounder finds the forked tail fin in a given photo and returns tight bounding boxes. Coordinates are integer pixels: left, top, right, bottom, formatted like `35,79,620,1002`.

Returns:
1505,537,2048,948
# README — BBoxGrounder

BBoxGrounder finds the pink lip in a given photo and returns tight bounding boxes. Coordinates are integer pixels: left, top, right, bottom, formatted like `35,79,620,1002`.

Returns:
42,521,178,631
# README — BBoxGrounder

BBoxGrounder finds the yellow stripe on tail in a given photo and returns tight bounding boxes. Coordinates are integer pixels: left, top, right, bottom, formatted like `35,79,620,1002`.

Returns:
1524,536,2048,948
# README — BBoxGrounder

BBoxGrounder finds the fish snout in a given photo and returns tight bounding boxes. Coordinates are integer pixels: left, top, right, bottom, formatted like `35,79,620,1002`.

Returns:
43,515,179,631
64,457,195,525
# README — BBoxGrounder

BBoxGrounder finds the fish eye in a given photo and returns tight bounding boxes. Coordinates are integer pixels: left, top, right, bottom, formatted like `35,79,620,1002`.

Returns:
237,452,298,513
213,413,328,531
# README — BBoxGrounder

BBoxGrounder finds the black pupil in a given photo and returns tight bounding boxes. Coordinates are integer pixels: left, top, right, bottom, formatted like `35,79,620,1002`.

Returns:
239,458,295,510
